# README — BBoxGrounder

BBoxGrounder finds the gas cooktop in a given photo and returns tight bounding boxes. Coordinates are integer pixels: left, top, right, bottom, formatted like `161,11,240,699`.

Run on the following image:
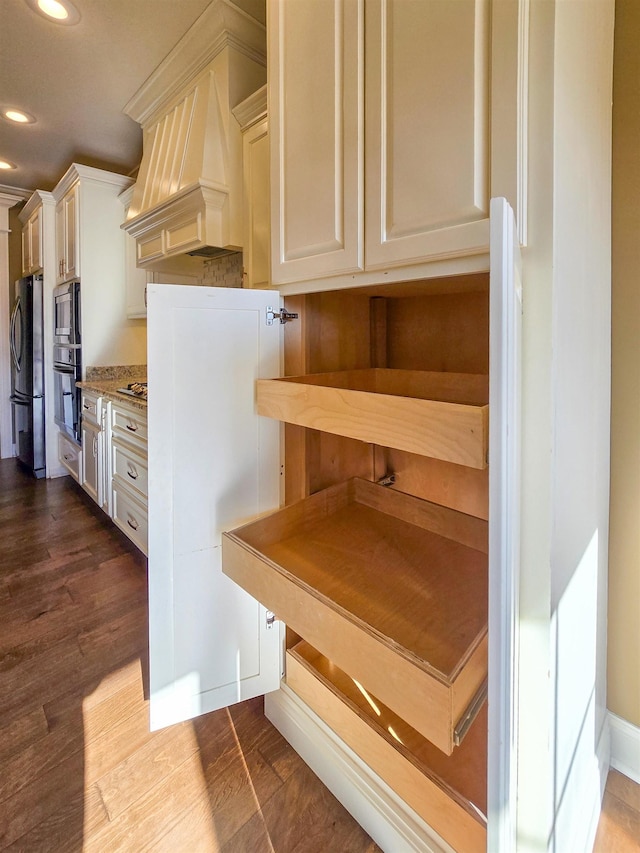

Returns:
117,382,147,399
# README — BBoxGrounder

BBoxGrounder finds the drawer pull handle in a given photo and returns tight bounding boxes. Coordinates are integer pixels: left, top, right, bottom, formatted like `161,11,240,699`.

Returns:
126,422,138,432
127,516,139,531
127,464,138,480
63,453,72,462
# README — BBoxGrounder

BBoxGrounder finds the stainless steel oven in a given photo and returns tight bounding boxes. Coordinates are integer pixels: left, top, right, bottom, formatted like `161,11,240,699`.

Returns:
53,344,81,443
53,280,81,346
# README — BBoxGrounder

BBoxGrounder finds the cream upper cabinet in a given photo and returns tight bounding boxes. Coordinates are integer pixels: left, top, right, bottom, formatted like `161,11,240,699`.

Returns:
268,0,363,284
55,183,80,284
269,0,520,287
21,204,43,275
234,85,271,289
364,0,491,269
242,116,270,288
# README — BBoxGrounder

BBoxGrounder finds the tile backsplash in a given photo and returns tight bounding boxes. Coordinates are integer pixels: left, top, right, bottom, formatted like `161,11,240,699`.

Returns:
201,252,244,287
86,365,147,381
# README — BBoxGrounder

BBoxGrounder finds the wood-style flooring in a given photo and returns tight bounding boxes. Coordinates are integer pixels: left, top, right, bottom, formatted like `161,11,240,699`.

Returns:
0,459,379,852
1,458,638,852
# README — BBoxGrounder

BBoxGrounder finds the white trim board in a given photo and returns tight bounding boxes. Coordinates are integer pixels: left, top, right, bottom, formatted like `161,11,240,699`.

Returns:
265,685,454,853
609,711,640,785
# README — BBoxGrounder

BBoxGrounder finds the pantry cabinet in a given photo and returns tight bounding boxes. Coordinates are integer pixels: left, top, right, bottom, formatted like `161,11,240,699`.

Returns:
146,198,520,851
269,0,519,287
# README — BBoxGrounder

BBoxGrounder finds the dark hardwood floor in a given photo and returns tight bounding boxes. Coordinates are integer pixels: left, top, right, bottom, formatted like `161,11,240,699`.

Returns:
0,459,379,852
1,458,638,852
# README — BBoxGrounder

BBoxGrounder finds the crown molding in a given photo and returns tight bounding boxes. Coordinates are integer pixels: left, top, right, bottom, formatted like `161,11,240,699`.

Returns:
232,83,267,129
124,0,266,129
19,189,56,223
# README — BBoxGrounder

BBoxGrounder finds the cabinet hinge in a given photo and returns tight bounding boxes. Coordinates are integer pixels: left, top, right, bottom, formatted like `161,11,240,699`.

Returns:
266,610,277,629
266,306,299,326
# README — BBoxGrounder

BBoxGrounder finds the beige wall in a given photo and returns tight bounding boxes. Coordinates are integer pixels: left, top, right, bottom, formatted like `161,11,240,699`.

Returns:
609,0,640,727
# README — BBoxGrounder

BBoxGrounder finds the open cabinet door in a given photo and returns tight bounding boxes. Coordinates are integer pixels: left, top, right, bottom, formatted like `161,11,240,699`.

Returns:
147,284,282,731
488,197,522,849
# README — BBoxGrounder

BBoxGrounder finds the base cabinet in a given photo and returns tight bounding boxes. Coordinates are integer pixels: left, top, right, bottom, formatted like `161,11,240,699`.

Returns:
78,391,148,555
108,400,148,555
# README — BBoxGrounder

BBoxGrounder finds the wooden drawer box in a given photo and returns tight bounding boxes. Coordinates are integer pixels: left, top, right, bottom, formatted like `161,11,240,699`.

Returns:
112,483,148,556
222,477,488,754
112,439,148,500
256,369,488,469
286,640,487,853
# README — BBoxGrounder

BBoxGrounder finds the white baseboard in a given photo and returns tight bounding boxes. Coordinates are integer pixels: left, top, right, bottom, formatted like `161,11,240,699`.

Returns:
265,685,453,853
581,714,612,853
609,711,640,784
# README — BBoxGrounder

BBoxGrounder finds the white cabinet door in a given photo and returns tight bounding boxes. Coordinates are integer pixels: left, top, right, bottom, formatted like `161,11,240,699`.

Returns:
81,418,100,504
56,186,79,283
487,197,522,850
147,284,282,731
269,0,363,284
364,0,491,269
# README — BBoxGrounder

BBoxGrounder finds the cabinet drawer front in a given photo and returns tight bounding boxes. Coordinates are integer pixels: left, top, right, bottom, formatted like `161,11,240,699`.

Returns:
112,440,148,499
58,432,80,482
112,484,148,555
111,404,148,445
81,392,101,427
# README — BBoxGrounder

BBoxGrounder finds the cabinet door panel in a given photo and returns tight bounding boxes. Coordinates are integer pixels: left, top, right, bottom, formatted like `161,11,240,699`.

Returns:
30,208,42,272
365,0,491,268
147,284,282,731
269,0,363,283
81,420,100,503
64,187,79,280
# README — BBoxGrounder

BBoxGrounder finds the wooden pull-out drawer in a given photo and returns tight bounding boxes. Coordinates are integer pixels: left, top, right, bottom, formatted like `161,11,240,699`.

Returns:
222,477,488,754
286,640,487,853
112,439,148,500
257,369,488,469
112,483,148,556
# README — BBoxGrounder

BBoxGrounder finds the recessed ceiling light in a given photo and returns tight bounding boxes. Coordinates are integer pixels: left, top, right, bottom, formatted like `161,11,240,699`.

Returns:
0,159,17,171
25,0,80,25
1,107,36,125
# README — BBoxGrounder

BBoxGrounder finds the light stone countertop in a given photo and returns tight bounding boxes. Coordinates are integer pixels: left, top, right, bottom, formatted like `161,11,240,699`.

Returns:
76,377,148,410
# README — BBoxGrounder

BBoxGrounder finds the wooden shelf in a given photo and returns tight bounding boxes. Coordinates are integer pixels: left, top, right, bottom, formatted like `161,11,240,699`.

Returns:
256,368,488,469
222,478,488,754
286,640,487,853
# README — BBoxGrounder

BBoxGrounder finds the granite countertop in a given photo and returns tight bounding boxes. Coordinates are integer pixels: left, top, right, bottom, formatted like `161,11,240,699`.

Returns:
77,366,147,410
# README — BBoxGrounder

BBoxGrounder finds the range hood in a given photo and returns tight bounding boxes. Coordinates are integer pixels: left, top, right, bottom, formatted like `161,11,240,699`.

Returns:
122,0,266,270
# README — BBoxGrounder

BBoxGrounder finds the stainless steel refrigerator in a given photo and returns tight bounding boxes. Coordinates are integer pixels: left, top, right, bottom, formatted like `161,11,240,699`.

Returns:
10,275,46,478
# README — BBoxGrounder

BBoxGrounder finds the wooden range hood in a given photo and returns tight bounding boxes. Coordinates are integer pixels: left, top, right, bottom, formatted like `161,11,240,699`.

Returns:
122,0,266,272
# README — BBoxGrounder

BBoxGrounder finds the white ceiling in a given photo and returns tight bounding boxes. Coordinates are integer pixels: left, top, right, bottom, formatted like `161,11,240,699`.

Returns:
0,0,265,194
